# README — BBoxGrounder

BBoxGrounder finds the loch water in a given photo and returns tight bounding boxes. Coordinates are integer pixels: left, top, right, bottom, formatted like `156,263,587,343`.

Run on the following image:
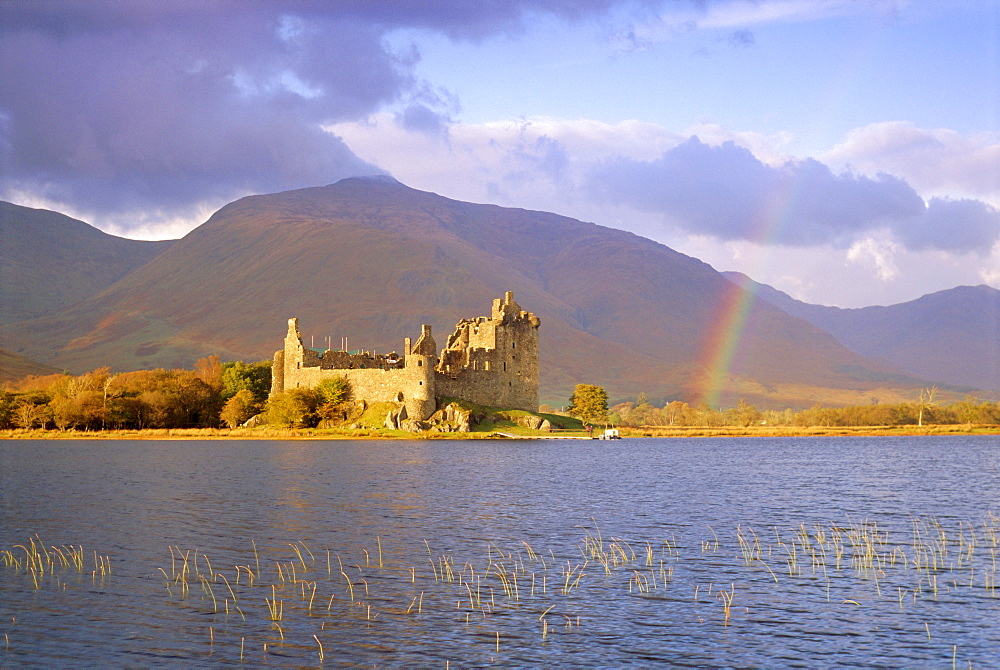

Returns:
1,436,998,667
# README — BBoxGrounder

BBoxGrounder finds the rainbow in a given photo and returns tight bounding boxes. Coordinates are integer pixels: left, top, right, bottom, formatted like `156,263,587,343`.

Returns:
693,24,883,408
697,279,759,408
695,173,812,408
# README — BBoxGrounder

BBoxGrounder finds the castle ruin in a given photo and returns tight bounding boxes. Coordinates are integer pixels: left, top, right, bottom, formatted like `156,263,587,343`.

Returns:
270,292,540,420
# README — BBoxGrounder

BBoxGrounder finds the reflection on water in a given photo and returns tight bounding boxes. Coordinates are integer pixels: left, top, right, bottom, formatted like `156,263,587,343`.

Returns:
1,436,998,666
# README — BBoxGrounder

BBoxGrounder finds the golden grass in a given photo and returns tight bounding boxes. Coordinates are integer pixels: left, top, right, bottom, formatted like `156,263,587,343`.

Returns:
1,423,996,440
626,424,1000,438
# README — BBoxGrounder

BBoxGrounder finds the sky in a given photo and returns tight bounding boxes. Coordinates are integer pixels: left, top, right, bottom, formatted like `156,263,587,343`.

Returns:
1,0,998,307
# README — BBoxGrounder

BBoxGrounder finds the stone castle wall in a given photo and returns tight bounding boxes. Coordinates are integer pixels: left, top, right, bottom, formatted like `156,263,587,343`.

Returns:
271,292,539,421
435,293,539,411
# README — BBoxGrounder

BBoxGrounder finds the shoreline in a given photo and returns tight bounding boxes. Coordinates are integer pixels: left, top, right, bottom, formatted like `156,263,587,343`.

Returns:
2,424,997,440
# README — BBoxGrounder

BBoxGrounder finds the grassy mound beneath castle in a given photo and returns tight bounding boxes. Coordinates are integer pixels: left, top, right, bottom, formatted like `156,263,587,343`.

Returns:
433,397,583,434
311,397,583,436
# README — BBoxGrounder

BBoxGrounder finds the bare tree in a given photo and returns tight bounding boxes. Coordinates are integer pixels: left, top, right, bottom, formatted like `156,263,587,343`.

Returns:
917,386,939,427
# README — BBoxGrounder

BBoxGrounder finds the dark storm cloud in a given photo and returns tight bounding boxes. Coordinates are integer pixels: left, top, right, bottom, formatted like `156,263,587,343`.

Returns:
587,137,999,253
0,0,670,229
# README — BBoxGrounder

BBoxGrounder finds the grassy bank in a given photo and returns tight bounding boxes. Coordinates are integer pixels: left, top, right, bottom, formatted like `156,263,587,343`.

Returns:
625,423,1000,438
1,423,997,440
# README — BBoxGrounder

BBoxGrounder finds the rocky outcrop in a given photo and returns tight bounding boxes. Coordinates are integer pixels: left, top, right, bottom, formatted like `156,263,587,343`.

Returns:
427,402,475,432
384,404,408,429
242,414,267,428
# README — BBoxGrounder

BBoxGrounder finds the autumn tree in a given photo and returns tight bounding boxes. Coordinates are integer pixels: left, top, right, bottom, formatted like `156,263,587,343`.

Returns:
727,399,762,427
194,355,223,391
566,384,608,425
220,389,258,428
265,388,321,428
113,369,219,428
12,391,51,429
49,367,112,430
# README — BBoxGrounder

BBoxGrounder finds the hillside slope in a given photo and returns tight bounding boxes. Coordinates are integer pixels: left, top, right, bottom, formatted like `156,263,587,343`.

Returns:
0,201,175,324
725,273,999,391
0,178,932,407
0,347,61,384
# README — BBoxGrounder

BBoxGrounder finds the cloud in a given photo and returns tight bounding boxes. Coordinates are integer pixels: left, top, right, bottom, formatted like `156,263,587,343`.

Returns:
726,29,755,48
0,4,398,230
824,122,1000,207
898,198,1000,254
694,0,904,29
847,233,901,282
611,0,904,52
328,113,998,302
332,114,999,258
0,0,660,233
585,136,1000,254
395,104,453,138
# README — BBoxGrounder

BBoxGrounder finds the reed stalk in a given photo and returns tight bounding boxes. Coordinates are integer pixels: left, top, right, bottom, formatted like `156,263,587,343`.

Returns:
314,634,324,662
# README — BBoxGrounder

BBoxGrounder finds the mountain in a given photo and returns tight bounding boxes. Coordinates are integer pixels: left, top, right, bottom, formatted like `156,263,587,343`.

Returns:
0,347,61,384
0,201,175,324
0,178,940,408
725,273,999,391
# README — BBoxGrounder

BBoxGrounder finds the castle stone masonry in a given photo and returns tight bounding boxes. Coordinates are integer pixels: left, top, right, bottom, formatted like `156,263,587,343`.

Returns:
270,292,540,420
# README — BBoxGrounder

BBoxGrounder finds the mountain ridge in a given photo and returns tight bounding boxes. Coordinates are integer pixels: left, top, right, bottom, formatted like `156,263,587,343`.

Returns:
1,178,983,407
724,272,999,391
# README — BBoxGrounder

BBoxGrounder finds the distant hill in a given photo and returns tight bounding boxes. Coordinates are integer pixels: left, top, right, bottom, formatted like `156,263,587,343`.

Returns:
0,178,943,408
724,273,999,391
0,347,61,384
0,201,174,324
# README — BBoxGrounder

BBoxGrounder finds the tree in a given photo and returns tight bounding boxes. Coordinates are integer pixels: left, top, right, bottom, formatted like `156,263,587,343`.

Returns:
221,361,272,401
114,368,219,428
566,384,608,425
728,399,762,427
49,368,111,430
316,376,350,405
0,390,15,429
663,401,691,426
195,355,223,391
265,388,321,428
13,398,49,429
315,376,351,424
917,386,938,427
220,389,258,428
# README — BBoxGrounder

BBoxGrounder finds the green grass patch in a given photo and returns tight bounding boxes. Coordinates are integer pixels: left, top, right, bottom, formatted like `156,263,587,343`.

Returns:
355,401,403,429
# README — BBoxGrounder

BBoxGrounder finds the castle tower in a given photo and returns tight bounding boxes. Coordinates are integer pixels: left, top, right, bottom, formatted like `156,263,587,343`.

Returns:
434,291,540,411
403,324,437,419
271,318,304,393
